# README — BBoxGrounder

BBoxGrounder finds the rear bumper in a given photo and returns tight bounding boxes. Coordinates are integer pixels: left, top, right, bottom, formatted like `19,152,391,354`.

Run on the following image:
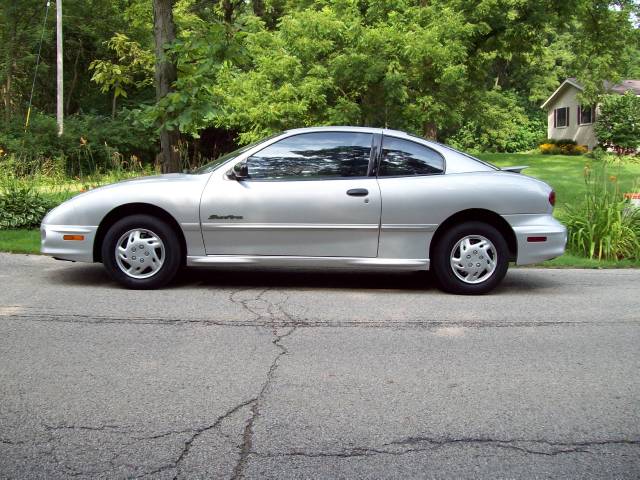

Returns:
502,214,567,265
40,224,97,263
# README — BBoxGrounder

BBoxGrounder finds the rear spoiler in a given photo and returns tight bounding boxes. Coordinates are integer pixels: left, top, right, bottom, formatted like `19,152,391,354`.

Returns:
501,165,528,173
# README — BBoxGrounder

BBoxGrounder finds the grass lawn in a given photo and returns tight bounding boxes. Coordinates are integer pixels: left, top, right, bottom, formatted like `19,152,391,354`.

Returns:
526,253,639,269
0,229,40,254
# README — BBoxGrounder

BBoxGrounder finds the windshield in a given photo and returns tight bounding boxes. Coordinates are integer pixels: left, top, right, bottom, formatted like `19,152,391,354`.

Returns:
192,134,280,174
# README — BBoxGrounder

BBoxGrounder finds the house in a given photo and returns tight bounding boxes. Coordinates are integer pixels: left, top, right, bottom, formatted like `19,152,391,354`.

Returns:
541,77,640,150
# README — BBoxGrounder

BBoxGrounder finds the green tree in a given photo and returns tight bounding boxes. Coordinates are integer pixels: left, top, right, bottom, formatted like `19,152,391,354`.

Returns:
594,92,640,154
89,34,154,118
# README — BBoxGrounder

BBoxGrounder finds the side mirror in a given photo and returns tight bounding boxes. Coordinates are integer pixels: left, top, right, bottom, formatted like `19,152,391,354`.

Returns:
226,161,249,180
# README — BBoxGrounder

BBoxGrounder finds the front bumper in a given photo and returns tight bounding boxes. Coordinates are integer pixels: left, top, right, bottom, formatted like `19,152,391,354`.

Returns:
40,224,98,263
502,214,567,265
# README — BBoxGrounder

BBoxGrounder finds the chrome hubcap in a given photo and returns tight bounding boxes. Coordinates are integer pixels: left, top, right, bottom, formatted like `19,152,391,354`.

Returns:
115,229,165,279
450,235,497,284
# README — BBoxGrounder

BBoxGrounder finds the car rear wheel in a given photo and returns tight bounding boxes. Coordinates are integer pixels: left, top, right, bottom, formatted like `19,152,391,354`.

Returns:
432,221,509,294
102,214,182,289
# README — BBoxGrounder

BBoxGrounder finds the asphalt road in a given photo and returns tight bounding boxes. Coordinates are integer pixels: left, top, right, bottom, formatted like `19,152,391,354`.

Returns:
0,252,639,479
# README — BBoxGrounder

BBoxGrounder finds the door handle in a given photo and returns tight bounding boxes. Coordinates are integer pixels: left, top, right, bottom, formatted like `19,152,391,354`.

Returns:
346,188,369,197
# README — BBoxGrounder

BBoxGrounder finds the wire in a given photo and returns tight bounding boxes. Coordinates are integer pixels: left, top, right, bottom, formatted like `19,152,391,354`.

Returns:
25,0,52,131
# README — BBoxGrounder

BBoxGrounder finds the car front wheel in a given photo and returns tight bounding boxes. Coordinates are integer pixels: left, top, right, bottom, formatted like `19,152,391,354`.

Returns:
432,221,509,294
101,214,182,289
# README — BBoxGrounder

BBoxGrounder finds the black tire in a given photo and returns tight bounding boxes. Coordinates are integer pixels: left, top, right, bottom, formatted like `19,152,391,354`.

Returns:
431,221,509,295
101,214,182,289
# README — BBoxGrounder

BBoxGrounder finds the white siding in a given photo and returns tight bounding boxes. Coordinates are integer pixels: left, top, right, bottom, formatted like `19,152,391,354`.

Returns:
545,85,597,149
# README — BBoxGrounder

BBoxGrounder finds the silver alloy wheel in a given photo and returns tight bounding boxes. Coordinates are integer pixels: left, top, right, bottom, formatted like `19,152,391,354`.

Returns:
115,228,165,279
449,234,497,284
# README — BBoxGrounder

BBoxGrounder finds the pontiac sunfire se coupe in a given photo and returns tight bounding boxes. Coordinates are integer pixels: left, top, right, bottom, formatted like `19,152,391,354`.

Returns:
41,127,567,294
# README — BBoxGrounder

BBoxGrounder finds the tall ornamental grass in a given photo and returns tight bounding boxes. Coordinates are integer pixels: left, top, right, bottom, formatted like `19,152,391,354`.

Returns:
563,161,640,261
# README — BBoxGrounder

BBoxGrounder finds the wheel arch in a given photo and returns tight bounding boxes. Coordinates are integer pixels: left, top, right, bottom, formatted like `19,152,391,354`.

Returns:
429,209,517,263
93,203,187,263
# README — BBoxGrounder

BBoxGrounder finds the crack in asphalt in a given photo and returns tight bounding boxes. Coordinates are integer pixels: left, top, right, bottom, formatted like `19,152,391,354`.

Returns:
228,289,299,480
0,438,26,445
170,397,257,480
0,289,301,479
2,286,639,478
44,424,125,433
250,437,640,459
141,289,299,480
231,326,296,480
2,312,637,330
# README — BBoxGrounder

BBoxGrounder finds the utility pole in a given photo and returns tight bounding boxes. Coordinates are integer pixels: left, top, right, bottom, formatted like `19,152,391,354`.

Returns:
56,0,63,136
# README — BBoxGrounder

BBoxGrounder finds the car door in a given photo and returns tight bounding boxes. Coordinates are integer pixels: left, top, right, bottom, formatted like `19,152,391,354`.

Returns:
199,131,382,257
375,134,447,260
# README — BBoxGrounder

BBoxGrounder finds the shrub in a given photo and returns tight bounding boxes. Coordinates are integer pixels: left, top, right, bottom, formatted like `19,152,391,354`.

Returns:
448,90,546,153
0,178,57,230
538,139,587,155
573,145,589,155
0,112,156,176
594,91,640,154
562,162,640,260
539,143,559,154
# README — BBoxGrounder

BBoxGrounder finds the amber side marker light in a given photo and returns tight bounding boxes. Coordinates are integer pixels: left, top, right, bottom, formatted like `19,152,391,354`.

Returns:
63,235,85,241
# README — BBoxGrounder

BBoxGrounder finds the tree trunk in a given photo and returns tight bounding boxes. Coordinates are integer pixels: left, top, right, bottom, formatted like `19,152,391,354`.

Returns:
222,0,234,23
153,0,180,173
423,122,437,140
66,42,81,115
252,0,265,19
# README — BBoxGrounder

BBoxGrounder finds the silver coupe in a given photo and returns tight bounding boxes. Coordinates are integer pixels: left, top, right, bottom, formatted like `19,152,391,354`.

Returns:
41,126,566,294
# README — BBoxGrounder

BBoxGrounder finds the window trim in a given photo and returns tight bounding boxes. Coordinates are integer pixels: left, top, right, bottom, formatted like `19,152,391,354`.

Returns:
554,106,570,128
241,131,377,182
577,105,594,125
376,135,446,178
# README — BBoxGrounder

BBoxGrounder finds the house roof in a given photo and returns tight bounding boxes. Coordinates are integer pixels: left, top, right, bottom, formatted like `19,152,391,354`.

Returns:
605,79,640,95
541,77,640,109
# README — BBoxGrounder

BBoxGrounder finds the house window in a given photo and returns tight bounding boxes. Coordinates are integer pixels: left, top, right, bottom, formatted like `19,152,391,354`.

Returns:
554,107,569,128
578,105,594,125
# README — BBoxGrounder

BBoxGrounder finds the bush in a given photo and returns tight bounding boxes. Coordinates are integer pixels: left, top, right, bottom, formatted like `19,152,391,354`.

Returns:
448,90,546,153
539,139,587,155
594,92,640,154
562,162,640,260
0,178,57,230
0,112,156,176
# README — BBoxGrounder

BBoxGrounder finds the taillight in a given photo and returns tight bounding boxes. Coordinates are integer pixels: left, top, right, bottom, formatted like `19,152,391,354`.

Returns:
549,190,556,207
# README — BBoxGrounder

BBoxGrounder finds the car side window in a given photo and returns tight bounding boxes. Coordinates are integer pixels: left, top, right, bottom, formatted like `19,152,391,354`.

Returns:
379,137,444,176
246,132,373,180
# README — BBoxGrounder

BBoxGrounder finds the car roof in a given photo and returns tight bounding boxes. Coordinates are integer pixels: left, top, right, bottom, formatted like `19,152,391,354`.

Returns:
284,125,382,135
284,125,415,137
282,125,447,149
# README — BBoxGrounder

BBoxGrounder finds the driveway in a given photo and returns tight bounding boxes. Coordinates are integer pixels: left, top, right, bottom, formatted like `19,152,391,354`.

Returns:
0,253,638,479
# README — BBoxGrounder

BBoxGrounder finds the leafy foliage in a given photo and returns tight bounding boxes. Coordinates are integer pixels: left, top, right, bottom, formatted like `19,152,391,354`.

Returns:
0,112,156,176
563,162,640,260
89,34,154,116
0,178,56,229
448,91,546,153
594,92,640,154
2,0,640,157
538,139,587,155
